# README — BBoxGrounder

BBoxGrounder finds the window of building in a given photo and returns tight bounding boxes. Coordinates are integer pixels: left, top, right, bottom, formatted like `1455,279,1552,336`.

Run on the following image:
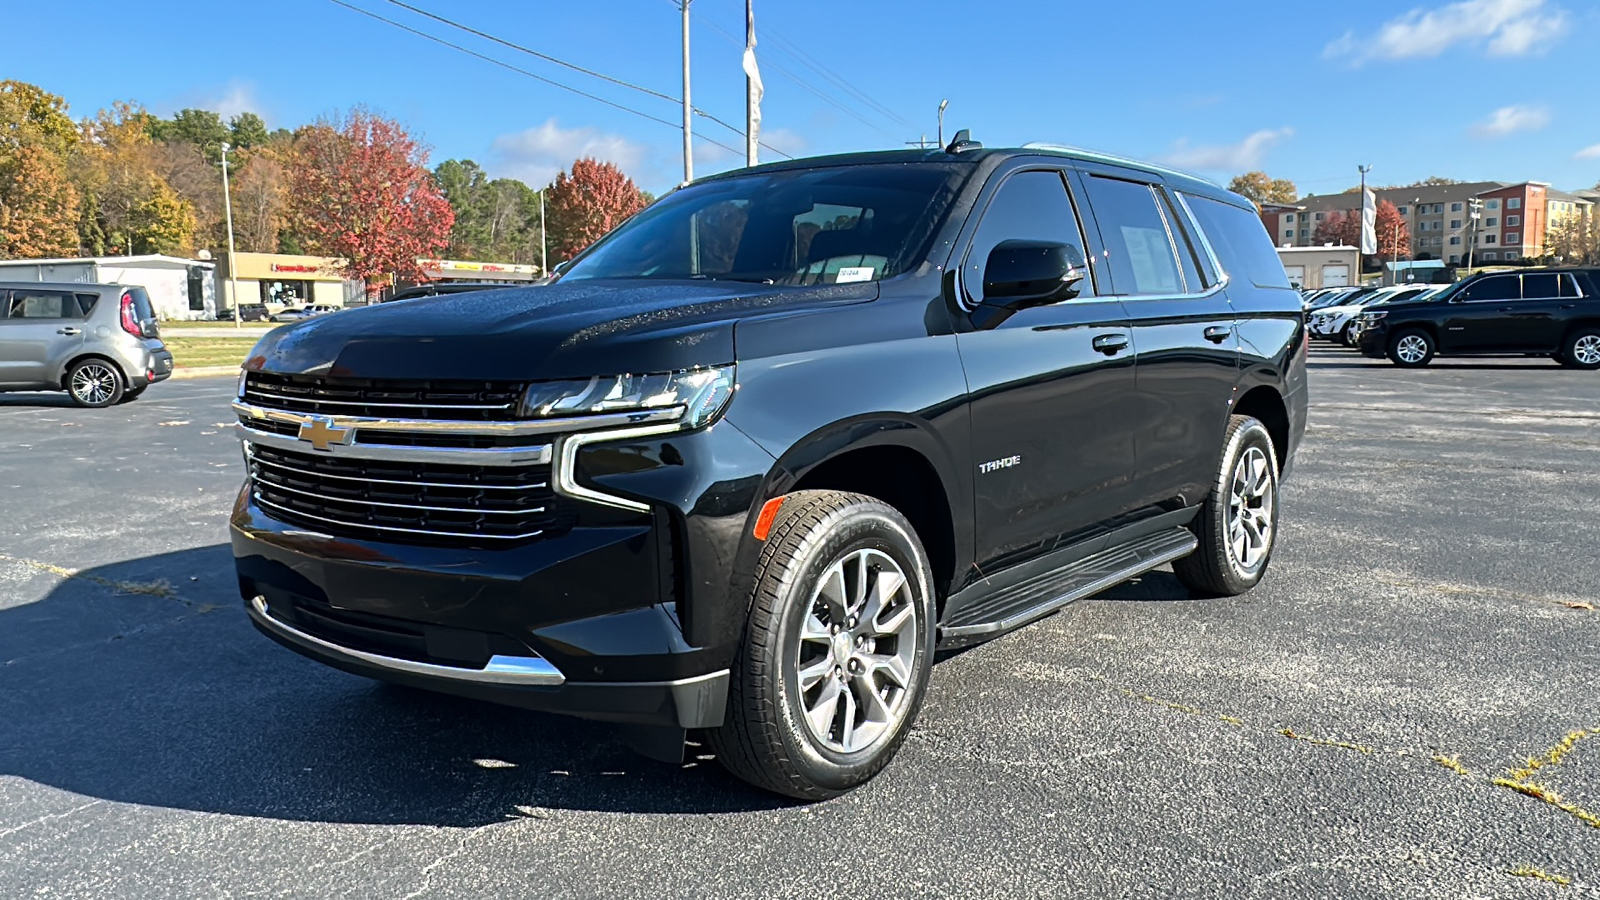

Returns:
1433,204,1444,214
1284,213,1295,223
1486,217,1498,227
1315,212,1325,221
1484,235,1497,244
1299,228,1309,238
1504,252,1521,260
1397,206,1409,215
1482,252,1498,260
1506,215,1520,227
1450,219,1462,229
1505,233,1519,244
1449,236,1461,245
1449,255,1461,265
260,279,314,307
1285,229,1294,239
1508,198,1521,209
1487,199,1500,210
1451,202,1463,212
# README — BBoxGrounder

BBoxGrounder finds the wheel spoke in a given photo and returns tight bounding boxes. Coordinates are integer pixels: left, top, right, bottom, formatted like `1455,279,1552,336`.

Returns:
805,676,843,739
851,552,870,615
836,680,859,751
868,645,913,689
797,655,834,691
800,612,831,643
858,567,904,634
816,565,849,623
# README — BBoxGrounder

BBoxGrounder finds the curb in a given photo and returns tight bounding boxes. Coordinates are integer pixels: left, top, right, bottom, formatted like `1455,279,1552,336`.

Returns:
170,366,241,380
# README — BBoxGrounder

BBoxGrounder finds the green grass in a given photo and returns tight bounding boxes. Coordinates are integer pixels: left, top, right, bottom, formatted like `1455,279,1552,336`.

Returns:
165,336,255,369
161,319,271,329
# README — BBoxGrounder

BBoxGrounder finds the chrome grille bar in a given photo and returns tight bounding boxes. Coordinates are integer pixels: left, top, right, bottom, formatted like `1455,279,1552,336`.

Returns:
253,493,547,542
252,477,547,517
247,452,546,492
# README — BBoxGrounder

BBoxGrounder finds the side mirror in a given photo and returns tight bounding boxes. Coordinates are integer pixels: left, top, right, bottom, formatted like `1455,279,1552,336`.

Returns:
981,240,1087,310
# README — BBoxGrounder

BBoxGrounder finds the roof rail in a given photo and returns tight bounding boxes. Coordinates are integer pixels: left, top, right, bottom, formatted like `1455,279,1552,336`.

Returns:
1021,142,1217,186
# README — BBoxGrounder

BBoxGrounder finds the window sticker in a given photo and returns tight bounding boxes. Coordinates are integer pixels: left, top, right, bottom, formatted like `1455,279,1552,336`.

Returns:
835,266,875,283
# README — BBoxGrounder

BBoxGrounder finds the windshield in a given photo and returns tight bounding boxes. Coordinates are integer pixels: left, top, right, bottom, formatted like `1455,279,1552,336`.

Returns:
559,163,964,285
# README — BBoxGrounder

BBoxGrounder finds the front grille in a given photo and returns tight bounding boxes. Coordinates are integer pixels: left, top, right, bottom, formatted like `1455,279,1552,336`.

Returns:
243,372,523,420
247,444,566,545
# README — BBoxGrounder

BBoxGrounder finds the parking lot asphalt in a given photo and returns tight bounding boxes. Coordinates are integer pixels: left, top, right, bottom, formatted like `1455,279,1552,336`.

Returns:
2,348,1597,899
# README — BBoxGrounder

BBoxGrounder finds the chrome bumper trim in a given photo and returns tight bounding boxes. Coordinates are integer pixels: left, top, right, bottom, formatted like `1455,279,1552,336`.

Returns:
235,423,554,466
249,595,566,686
232,400,684,436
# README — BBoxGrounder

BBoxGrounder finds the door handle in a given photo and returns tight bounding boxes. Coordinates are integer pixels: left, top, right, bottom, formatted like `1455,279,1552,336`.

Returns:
56,327,81,335
1092,333,1130,355
1203,325,1233,343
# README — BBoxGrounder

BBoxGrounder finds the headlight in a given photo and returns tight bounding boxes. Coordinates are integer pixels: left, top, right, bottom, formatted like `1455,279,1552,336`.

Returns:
237,368,248,399
1362,310,1389,322
521,365,736,428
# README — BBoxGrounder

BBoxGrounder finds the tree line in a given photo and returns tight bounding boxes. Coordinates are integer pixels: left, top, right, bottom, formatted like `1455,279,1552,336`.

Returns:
0,79,652,285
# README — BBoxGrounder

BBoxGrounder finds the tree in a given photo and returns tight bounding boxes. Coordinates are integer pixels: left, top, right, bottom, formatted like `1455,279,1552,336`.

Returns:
228,113,270,151
1544,211,1600,265
149,108,230,163
287,108,453,286
1404,176,1462,188
1374,199,1410,260
76,102,197,256
0,80,78,157
544,157,648,261
1312,210,1359,246
1228,171,1298,208
231,139,290,253
0,143,80,257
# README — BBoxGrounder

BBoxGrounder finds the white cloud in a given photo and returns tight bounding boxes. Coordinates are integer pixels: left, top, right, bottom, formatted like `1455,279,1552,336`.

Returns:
490,118,646,188
1325,0,1568,65
1156,128,1294,172
1575,143,1600,160
210,82,258,121
1471,105,1551,137
759,127,807,160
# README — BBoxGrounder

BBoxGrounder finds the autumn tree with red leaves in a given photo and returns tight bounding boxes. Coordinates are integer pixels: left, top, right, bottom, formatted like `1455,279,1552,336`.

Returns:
1312,210,1360,247
288,108,452,286
1374,199,1410,260
544,157,649,261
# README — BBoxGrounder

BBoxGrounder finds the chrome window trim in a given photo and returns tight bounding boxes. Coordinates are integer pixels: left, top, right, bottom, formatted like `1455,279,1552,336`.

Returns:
232,400,685,436
249,595,565,685
555,422,687,513
236,423,554,467
1172,192,1231,291
252,493,547,541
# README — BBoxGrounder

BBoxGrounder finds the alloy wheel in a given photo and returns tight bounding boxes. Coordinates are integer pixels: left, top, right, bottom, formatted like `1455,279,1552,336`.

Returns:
71,363,119,405
1574,335,1600,366
1395,335,1429,364
794,548,919,754
1227,446,1274,572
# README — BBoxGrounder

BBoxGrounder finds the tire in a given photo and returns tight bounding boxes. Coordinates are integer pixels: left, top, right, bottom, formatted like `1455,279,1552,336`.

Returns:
1173,415,1280,598
1387,328,1435,367
708,490,936,800
1556,327,1600,370
1339,322,1356,347
66,359,124,408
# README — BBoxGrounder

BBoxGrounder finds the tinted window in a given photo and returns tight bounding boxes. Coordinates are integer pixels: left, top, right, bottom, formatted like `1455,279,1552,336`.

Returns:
964,169,1094,301
1158,189,1210,290
1081,176,1184,295
1560,274,1584,298
1522,273,1559,299
74,293,100,316
1181,193,1293,290
7,290,79,319
1459,276,1518,302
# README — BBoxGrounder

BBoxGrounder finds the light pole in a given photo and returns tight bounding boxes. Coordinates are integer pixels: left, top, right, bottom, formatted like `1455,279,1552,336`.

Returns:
220,142,240,327
938,99,948,147
539,188,548,278
680,0,693,184
1466,197,1483,270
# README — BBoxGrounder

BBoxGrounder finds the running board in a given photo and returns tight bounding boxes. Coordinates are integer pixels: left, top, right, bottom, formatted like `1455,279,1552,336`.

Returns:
939,527,1198,645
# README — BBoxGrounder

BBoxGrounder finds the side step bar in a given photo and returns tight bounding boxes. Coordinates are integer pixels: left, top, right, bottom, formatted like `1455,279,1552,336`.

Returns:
939,527,1198,646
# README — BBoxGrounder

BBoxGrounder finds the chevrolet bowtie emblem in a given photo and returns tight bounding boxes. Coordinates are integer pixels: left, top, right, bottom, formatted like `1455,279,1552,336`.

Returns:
297,417,353,452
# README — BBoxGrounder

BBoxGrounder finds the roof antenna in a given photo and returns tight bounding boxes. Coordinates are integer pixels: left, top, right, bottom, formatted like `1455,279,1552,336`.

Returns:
944,128,981,154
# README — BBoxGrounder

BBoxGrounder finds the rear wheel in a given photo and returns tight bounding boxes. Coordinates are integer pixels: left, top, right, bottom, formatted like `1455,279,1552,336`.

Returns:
1557,328,1600,370
1173,415,1280,598
66,359,124,408
709,490,936,800
1388,329,1435,367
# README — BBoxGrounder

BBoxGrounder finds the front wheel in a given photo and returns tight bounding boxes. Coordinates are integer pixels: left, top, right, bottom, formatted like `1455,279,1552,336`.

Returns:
1557,328,1600,370
1173,415,1280,597
1388,329,1435,367
709,490,936,800
66,359,124,408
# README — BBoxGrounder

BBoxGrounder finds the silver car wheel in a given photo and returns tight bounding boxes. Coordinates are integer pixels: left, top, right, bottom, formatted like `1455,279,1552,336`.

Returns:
70,363,119,405
1395,334,1428,363
1574,335,1600,366
794,548,918,754
1227,446,1275,573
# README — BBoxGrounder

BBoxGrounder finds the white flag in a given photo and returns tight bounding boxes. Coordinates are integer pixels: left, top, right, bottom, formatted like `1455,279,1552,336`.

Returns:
1361,188,1378,255
742,0,763,167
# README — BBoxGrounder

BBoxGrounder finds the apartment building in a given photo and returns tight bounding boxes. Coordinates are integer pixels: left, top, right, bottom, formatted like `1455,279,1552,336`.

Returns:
1261,181,1593,266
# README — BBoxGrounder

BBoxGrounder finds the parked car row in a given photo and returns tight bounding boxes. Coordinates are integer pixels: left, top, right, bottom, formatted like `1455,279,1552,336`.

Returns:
1302,268,1600,369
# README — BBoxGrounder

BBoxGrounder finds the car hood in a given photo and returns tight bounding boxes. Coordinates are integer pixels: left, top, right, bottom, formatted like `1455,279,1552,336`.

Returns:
245,278,877,382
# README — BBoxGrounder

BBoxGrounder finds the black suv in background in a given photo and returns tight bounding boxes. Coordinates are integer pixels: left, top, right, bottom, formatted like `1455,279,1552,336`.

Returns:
230,140,1307,799
1357,268,1600,368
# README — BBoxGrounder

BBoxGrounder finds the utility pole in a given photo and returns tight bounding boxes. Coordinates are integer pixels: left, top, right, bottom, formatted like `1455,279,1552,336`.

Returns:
539,188,547,278
220,142,240,327
1466,197,1483,270
680,0,693,184
905,135,934,149
938,99,948,147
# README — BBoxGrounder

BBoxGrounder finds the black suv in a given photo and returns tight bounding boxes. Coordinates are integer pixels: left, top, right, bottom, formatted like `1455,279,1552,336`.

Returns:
230,141,1307,799
1356,268,1600,368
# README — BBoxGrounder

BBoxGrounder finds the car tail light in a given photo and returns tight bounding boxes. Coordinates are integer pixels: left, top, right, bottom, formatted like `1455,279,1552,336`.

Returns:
119,293,142,337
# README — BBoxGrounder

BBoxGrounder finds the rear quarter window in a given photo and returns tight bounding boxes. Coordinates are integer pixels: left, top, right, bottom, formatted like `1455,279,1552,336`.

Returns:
1181,193,1293,290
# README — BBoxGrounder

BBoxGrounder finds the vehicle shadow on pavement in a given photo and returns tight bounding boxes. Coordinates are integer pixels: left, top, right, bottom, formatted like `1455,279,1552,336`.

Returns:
0,393,79,408
0,545,792,826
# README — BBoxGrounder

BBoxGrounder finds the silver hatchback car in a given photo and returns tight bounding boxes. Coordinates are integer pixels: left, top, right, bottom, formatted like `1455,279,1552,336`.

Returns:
0,282,174,407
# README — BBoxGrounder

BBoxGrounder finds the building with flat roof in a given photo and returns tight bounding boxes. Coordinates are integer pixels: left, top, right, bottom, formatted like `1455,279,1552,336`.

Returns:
0,254,215,319
1277,245,1360,290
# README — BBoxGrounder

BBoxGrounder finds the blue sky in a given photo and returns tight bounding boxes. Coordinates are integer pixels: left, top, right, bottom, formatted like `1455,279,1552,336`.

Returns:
9,0,1600,196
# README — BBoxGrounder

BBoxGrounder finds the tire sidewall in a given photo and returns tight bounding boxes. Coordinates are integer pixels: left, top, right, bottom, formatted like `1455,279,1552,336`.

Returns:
764,504,935,792
1210,420,1280,591
1562,328,1600,370
67,360,125,408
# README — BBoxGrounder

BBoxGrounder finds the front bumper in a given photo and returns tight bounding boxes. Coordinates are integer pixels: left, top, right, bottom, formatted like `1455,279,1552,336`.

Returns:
1356,323,1389,358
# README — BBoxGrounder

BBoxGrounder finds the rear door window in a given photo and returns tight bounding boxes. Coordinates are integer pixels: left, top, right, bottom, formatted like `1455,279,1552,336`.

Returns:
1180,193,1294,290
1080,176,1186,295
1522,273,1560,300
8,289,80,319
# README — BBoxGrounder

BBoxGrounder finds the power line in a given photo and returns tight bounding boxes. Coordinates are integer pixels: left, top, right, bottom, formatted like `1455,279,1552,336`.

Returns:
761,29,916,133
369,0,790,160
326,0,748,159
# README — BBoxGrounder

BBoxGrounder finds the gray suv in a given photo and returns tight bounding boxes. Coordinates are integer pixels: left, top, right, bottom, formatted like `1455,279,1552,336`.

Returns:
0,282,174,407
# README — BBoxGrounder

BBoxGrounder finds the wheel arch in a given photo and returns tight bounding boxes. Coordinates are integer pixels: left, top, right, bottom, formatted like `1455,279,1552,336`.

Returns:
57,353,130,391
1233,385,1290,472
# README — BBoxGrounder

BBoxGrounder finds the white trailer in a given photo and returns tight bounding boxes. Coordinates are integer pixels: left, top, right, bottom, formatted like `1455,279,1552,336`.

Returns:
0,255,216,320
